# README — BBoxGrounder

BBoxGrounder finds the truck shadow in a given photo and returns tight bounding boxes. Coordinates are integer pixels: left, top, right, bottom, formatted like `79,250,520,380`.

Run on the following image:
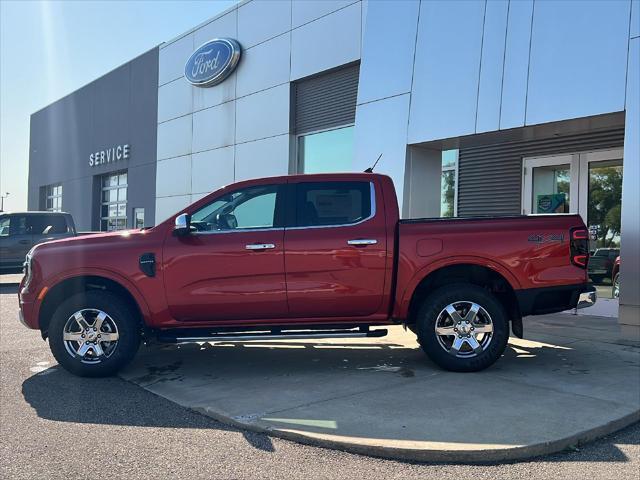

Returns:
22,339,637,463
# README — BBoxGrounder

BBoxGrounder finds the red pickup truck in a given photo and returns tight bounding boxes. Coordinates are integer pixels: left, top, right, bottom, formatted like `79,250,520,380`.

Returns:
18,173,596,376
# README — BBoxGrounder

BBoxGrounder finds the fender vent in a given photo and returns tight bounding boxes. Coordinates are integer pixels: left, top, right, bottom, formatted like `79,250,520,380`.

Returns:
139,253,156,277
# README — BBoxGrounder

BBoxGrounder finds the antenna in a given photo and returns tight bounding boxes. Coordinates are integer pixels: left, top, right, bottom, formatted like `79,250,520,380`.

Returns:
364,153,383,173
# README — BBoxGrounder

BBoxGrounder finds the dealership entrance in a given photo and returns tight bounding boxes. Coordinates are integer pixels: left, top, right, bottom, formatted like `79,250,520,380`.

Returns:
522,148,623,250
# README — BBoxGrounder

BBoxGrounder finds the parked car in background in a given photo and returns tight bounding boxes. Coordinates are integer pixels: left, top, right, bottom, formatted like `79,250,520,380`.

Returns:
612,256,621,298
587,248,620,284
0,212,76,271
18,173,596,377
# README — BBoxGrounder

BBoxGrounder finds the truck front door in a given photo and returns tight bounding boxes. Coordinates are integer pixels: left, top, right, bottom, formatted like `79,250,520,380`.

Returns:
162,183,289,322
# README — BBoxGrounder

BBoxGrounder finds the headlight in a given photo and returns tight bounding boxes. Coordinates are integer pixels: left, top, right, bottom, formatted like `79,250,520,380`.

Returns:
23,250,34,291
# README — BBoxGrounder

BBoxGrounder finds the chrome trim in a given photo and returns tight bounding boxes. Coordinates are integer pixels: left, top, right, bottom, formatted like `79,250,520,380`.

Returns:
245,243,276,250
347,239,378,246
286,182,377,231
577,290,597,309
193,227,284,235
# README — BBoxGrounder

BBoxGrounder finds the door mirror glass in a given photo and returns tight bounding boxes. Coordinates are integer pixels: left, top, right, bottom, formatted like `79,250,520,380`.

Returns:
173,213,192,236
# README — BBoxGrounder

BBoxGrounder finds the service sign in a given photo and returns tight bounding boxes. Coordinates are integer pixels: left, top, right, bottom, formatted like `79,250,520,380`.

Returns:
184,38,241,87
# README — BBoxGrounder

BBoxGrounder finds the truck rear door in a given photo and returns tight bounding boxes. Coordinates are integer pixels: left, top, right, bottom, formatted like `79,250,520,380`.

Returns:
283,180,387,318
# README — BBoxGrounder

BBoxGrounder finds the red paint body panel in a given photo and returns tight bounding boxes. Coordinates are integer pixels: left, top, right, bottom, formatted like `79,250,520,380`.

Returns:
18,172,589,334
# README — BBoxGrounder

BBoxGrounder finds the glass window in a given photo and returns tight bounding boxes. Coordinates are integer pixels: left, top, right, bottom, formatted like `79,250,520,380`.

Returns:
44,183,62,212
5,215,28,236
295,181,371,227
298,126,354,173
133,208,145,229
100,171,128,231
0,216,9,236
531,165,570,213
587,160,622,249
27,215,70,235
440,150,458,217
191,185,279,232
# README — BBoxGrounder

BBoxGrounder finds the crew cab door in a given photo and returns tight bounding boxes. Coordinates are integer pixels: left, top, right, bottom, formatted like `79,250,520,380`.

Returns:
284,180,387,318
0,214,32,268
162,183,288,322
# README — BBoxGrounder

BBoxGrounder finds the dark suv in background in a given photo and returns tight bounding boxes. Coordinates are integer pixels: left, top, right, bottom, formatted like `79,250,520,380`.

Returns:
587,247,620,284
0,212,76,271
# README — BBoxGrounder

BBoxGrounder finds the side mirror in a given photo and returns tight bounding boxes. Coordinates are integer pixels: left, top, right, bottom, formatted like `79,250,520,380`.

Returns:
173,213,192,236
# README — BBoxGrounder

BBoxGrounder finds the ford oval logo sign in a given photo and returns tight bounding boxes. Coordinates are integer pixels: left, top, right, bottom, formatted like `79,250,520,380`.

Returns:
184,38,241,87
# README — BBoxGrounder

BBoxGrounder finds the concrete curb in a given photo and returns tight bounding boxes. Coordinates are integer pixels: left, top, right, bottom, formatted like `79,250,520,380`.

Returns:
178,398,640,463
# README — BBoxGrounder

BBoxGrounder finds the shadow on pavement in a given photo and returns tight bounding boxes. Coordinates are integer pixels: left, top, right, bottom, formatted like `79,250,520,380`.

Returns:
21,364,276,452
0,284,18,294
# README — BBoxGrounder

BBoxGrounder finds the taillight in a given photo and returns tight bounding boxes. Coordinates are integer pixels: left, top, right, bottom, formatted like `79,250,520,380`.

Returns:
570,227,589,268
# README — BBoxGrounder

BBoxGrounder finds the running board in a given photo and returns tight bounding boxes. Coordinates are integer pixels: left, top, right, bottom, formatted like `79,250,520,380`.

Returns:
156,327,388,344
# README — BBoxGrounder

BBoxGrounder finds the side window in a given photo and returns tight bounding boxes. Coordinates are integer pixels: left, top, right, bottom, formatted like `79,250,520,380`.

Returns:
8,215,28,236
0,217,9,236
191,185,280,232
295,182,372,227
27,215,69,235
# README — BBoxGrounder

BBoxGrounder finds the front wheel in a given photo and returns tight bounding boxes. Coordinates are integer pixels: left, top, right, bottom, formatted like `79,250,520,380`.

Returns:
415,283,509,372
48,291,141,377
612,273,620,298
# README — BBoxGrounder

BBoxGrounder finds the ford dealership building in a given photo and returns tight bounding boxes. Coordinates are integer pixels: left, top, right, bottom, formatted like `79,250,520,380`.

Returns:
28,0,639,328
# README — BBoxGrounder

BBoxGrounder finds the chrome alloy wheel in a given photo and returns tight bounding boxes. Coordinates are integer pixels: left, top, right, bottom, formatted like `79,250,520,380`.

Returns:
613,274,620,299
63,309,120,364
434,301,494,357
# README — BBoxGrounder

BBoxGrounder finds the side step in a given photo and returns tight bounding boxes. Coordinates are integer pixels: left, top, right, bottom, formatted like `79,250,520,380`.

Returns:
156,327,388,344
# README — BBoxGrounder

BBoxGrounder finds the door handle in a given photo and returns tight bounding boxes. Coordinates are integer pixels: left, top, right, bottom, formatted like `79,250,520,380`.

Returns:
245,243,276,250
347,239,377,246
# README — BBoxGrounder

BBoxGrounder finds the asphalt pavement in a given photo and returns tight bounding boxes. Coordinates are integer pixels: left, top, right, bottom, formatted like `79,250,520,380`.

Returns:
1,282,639,479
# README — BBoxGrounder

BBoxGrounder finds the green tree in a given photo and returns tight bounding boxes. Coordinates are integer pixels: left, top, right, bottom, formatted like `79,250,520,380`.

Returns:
588,166,623,248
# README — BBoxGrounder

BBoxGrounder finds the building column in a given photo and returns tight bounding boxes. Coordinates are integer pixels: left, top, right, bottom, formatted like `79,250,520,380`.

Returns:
619,36,640,335
403,146,442,219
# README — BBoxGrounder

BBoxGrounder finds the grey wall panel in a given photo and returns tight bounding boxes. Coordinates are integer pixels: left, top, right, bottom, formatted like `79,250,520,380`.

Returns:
28,48,159,230
408,0,486,143
499,0,533,130
458,129,625,217
238,0,291,49
525,0,630,126
292,0,356,28
632,0,639,38
476,0,508,134
357,0,420,105
620,37,640,317
294,63,359,134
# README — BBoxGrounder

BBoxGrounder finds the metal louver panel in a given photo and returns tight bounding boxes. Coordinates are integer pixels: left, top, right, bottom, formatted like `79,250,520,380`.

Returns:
457,128,625,217
294,63,359,135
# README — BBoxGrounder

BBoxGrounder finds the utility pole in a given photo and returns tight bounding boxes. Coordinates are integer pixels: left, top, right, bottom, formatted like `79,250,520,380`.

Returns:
0,192,9,212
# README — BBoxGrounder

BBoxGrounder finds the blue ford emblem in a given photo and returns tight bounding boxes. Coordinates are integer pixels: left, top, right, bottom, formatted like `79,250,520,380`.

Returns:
184,38,241,87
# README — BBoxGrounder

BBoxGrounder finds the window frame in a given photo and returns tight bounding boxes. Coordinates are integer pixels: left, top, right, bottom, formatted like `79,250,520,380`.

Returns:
189,183,287,235
100,170,128,232
295,124,355,174
45,183,63,212
288,181,376,230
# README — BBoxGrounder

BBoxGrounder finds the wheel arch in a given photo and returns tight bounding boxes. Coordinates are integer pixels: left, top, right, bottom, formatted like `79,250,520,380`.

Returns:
38,273,148,339
403,262,522,336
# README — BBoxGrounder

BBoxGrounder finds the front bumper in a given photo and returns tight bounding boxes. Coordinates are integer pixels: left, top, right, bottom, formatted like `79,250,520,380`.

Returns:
577,286,597,309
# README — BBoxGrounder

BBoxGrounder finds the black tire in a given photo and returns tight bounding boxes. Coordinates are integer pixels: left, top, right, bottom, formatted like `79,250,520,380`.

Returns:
48,290,141,377
589,275,604,284
612,273,620,298
415,283,509,372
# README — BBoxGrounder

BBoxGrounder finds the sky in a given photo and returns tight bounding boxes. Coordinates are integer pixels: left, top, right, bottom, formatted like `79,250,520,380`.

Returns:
0,0,236,211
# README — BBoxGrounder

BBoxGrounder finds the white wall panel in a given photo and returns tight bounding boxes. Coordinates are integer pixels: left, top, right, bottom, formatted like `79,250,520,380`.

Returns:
236,33,291,97
159,34,194,86
191,146,235,194
192,101,236,152
192,73,236,111
476,0,508,133
156,155,191,197
238,0,291,48
292,0,355,28
236,84,290,143
500,0,533,130
155,195,192,224
157,115,192,160
290,3,361,80
158,78,193,123
193,10,237,47
357,0,419,105
408,0,485,143
235,134,290,181
620,37,640,321
526,0,630,126
353,94,410,211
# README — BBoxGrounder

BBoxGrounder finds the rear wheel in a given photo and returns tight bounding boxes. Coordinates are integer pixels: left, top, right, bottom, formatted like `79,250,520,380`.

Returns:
48,291,141,377
415,283,509,372
612,273,620,298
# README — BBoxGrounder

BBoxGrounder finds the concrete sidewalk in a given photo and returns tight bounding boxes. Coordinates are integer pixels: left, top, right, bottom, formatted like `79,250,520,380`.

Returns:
120,313,640,462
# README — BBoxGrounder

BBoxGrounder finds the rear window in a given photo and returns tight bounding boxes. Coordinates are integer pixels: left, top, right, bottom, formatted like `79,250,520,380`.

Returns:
27,215,71,235
295,181,372,227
